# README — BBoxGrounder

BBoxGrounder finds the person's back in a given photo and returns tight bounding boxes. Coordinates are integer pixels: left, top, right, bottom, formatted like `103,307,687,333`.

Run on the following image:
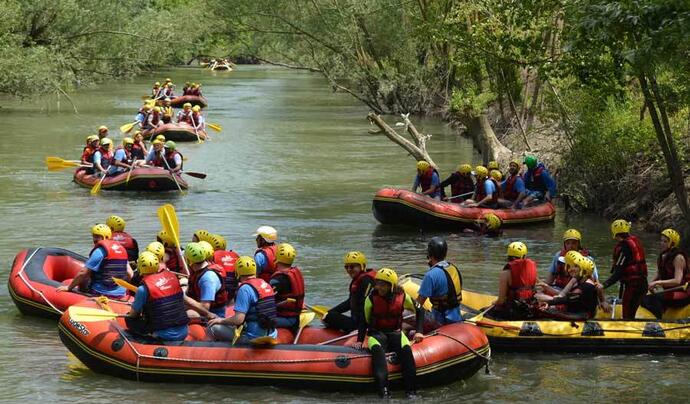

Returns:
417,237,463,329
493,242,537,320
269,243,305,329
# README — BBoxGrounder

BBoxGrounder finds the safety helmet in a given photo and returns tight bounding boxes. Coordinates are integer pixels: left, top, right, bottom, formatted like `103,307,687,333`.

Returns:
122,137,134,146
661,228,681,248
523,155,538,169
254,226,278,242
564,250,583,267
164,140,176,150
276,243,296,265
193,229,211,243
573,255,594,279
152,139,163,146
137,251,160,275
610,219,631,238
184,242,207,264
101,138,113,148
416,160,431,173
490,169,502,181
153,106,161,112
105,215,126,232
484,213,502,231
198,241,214,260
209,234,227,251
86,135,99,144
154,81,160,86
192,105,201,112
457,164,472,174
91,223,112,239
427,237,448,260
563,229,582,242
155,134,166,142
235,256,257,277
146,241,165,260
509,160,520,169
164,98,171,103
143,104,152,111
487,161,499,170
507,241,527,259
165,78,172,82
343,251,367,268
98,126,108,133
134,130,143,136
183,102,192,109
157,230,176,248
375,268,398,288
474,165,488,178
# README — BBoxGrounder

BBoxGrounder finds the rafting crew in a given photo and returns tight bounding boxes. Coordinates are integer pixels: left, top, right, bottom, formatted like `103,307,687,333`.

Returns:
323,251,376,333
521,155,557,207
462,166,499,208
269,243,305,329
440,163,474,203
491,242,539,320
254,226,279,282
642,228,690,319
416,237,463,330
412,160,442,200
498,160,526,208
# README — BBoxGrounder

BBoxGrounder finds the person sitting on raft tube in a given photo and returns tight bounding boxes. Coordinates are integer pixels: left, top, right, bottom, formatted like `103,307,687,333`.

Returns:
190,105,205,132
208,234,240,301
497,160,526,209
440,163,474,203
521,155,556,207
125,252,189,341
108,137,134,176
106,215,139,265
97,125,109,140
160,141,183,173
253,226,278,282
80,135,99,174
177,102,193,124
416,237,463,329
136,103,153,130
601,219,648,319
57,224,133,298
269,243,305,329
131,132,146,161
148,106,163,129
492,241,538,320
536,255,602,320
364,268,424,399
157,230,184,274
182,82,191,96
642,228,690,319
544,229,598,291
208,256,279,343
412,160,442,200
92,138,114,177
183,242,228,319
151,81,161,99
462,166,498,208
322,251,376,333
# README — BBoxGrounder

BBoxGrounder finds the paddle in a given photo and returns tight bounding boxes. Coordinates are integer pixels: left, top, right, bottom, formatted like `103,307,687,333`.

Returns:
69,306,127,322
293,311,316,344
446,191,475,201
249,336,278,346
304,303,329,318
113,277,139,293
46,157,89,171
125,159,137,185
207,123,222,132
161,156,185,194
157,204,190,275
90,173,107,195
182,171,207,179
120,121,139,134
649,282,689,295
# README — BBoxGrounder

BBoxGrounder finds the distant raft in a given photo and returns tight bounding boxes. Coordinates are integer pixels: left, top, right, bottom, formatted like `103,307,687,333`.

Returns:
170,95,208,109
142,123,208,142
372,188,555,229
73,167,188,192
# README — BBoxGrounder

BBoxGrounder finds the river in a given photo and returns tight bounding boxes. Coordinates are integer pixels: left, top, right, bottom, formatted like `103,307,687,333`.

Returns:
0,66,684,402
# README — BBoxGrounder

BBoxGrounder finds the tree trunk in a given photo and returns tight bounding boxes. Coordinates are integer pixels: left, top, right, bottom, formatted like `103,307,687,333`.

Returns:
463,114,511,165
367,113,437,167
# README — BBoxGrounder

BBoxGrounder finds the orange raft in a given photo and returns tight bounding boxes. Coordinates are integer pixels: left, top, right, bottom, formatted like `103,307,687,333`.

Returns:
373,187,556,229
142,123,208,142
170,95,208,109
58,298,490,390
73,167,188,192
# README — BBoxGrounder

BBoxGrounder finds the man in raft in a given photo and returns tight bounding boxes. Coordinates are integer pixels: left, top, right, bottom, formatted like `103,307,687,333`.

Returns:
177,102,193,124
125,252,189,341
190,105,205,132
416,237,463,330
601,219,648,319
322,251,375,334
208,256,279,343
498,160,526,209
521,155,557,207
269,243,305,329
97,125,109,140
131,132,146,160
183,242,228,319
57,224,133,298
161,141,183,173
462,165,499,208
253,226,278,282
364,268,424,399
80,135,99,174
412,160,442,200
491,241,539,320
209,234,240,301
92,138,114,177
642,228,690,319
106,215,139,265
440,163,474,203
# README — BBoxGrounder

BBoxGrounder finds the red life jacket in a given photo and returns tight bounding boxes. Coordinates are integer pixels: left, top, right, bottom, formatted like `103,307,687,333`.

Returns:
418,168,438,193
131,142,146,160
613,235,648,282
475,178,499,204
150,111,161,126
164,249,181,273
256,244,278,282
182,86,189,95
552,248,590,289
503,174,519,200
141,271,188,331
525,165,547,192
213,250,240,299
114,145,132,166
270,266,305,318
369,290,405,332
187,264,229,309
90,240,129,290
112,231,138,262
349,270,377,314
98,148,114,170
657,248,690,301
81,146,95,163
240,277,277,328
506,258,537,301
190,112,202,128
164,150,183,170
177,110,191,124
450,173,474,202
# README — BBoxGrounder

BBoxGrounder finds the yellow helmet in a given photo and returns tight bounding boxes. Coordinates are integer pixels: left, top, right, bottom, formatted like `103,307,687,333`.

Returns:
661,228,681,248
198,241,214,260
165,78,172,82
154,81,160,86
276,243,296,265
507,241,527,259
573,255,594,279
98,125,108,133
86,135,99,144
565,250,584,267
153,106,161,112
155,134,166,142
509,160,520,169
235,256,257,277
475,165,488,178
122,137,134,146
91,224,112,239
152,139,163,146
611,219,631,238
488,161,499,170
484,213,502,231
563,229,582,242
146,241,165,260
416,160,431,173
106,215,126,232
490,169,502,181
183,102,192,109
193,229,211,242
157,230,176,248
457,164,472,174
101,138,113,147
254,226,278,242
209,234,227,251
184,242,207,264
375,267,398,287
143,104,152,111
138,251,160,275
343,251,367,268
192,105,201,112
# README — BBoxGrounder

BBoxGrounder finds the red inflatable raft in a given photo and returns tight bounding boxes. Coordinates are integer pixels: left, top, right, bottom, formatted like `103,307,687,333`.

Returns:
58,298,489,390
142,123,208,142
373,187,555,229
8,248,131,318
170,95,208,108
73,167,188,192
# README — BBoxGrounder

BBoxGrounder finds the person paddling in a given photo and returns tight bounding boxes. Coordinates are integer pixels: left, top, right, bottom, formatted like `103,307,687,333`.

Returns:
93,138,114,177
177,103,193,124
463,166,498,208
440,163,474,203
184,242,228,319
80,135,99,174
209,234,240,301
642,228,690,319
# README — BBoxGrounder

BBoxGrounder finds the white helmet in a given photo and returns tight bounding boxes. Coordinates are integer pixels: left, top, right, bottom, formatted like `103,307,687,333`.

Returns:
253,225,278,242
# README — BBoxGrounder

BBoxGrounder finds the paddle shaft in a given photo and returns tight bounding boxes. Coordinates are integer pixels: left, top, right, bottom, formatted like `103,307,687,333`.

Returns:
447,190,475,200
90,172,108,195
182,171,207,179
317,313,414,345
161,154,184,193
650,282,689,295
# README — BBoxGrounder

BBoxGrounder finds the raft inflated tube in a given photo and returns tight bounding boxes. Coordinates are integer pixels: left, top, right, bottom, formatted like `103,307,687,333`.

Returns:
73,167,188,192
169,95,208,108
142,123,208,142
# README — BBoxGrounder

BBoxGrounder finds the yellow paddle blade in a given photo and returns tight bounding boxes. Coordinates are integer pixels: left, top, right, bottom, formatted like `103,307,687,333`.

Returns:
157,204,181,246
68,306,121,322
120,121,137,134
46,156,80,165
207,123,222,132
299,312,316,329
399,276,433,311
250,336,278,346
308,304,330,318
141,95,152,100
46,160,81,171
112,277,138,293
90,177,104,195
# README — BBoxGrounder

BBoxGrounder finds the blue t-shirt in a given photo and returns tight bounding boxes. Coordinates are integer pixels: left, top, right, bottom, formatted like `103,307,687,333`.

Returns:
108,148,128,174
254,251,268,275
85,247,126,297
413,172,441,198
548,252,599,282
525,164,557,197
93,150,103,167
132,285,188,340
198,270,225,317
234,283,278,340
501,175,525,194
418,261,463,324
483,179,496,196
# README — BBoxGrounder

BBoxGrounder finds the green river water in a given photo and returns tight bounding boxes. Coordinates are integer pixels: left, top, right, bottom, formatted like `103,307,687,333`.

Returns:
0,66,687,402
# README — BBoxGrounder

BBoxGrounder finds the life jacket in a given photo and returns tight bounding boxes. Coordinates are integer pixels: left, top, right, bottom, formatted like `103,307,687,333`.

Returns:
613,235,648,283
428,263,463,311
190,112,203,128
164,150,183,170
506,258,537,301
81,146,95,164
90,240,129,290
141,271,189,331
187,264,229,310
98,148,113,170
419,168,438,193
349,270,377,314
177,110,192,124
213,250,240,299
114,145,133,166
503,174,521,201
164,249,181,273
552,248,590,289
256,244,278,282
450,173,474,202
182,86,189,95
524,164,548,193
474,178,498,204
150,111,161,126
657,247,690,300
369,290,405,332
112,231,138,262
131,142,146,160
240,277,277,329
270,266,305,318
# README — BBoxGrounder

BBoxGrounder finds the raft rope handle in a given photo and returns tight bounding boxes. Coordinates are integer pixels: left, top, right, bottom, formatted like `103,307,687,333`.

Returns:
432,331,492,374
136,351,375,365
15,248,65,315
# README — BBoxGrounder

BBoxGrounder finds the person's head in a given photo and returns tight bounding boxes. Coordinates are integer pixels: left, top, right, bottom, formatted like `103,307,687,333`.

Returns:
571,255,594,281
482,213,502,232
343,251,367,279
91,223,112,244
564,250,583,271
157,230,176,249
134,132,143,142
106,215,126,232
155,134,166,143
427,236,448,266
508,160,520,175
154,81,160,87
374,267,398,296
146,241,165,261
152,139,164,151
143,104,152,111
100,138,113,151
457,163,472,177
254,226,278,247
97,126,109,138
474,165,488,180
192,105,201,113
523,155,538,170
137,251,160,276
490,169,502,182
153,106,161,114
235,256,257,280
183,102,192,111
416,160,431,174
184,242,207,269
165,78,172,83
164,140,176,153
122,137,134,150
185,81,190,87
192,229,210,243
661,228,680,252
198,241,214,261
209,234,227,251
562,229,582,252
610,219,631,240
507,241,527,261
276,243,296,267
487,161,499,171
86,135,98,146
164,98,171,106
